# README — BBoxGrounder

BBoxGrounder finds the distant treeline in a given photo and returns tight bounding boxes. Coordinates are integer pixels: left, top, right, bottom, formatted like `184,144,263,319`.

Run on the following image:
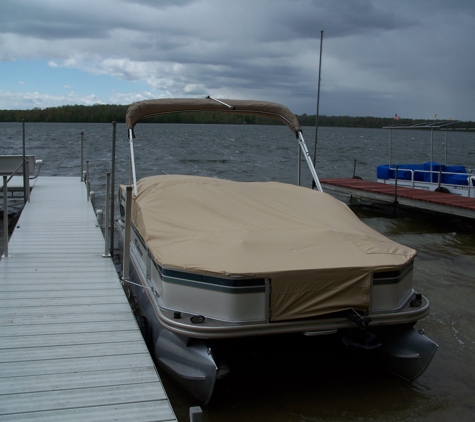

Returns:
0,104,471,129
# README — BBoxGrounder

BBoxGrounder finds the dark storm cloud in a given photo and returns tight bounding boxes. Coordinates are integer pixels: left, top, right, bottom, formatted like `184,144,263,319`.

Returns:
122,0,197,7
0,1,113,39
1,0,474,120
276,0,418,41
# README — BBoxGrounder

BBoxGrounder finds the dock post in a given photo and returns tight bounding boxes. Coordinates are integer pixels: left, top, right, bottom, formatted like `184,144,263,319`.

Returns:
22,120,27,205
110,122,116,255
189,406,203,422
25,157,30,203
86,160,90,201
102,172,111,258
80,132,84,181
123,186,132,280
2,176,8,258
90,191,95,207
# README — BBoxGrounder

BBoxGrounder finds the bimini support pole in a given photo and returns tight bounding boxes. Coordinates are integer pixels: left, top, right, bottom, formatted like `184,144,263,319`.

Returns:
298,144,301,186
128,129,138,196
298,131,322,191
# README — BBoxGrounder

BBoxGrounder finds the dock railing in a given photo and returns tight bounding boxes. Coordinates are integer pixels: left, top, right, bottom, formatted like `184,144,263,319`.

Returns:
80,141,114,257
1,156,34,258
2,176,8,258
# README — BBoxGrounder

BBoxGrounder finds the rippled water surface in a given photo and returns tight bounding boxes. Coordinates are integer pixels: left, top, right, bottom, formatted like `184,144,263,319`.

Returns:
1,122,475,421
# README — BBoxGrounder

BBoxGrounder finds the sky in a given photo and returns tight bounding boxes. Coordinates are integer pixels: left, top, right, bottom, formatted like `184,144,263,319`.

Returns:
1,0,474,120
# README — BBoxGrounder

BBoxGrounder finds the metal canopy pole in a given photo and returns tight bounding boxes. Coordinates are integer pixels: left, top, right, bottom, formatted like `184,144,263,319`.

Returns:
313,30,324,168
298,132,322,191
298,145,301,186
128,129,138,196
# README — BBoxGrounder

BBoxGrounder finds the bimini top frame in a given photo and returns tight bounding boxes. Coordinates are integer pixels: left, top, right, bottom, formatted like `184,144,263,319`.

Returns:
125,97,322,194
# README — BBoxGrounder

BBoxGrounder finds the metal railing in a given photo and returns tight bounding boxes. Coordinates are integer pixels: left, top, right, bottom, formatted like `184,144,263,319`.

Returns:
2,176,8,258
78,132,114,257
385,166,475,197
1,157,32,258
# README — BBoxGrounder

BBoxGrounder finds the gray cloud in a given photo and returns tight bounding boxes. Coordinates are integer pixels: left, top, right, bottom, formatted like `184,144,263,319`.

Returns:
1,0,474,120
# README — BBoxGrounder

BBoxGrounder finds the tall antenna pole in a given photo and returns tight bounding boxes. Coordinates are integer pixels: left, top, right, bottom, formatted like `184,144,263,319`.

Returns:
313,30,324,168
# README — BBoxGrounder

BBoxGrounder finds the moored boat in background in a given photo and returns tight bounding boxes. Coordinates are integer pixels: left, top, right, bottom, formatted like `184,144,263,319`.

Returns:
377,121,475,197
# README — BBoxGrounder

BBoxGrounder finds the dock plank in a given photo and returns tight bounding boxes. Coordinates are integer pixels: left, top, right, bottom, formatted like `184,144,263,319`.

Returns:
0,382,167,415
0,319,140,338
0,330,141,349
0,367,160,395
0,401,176,422
0,353,154,378
0,303,132,317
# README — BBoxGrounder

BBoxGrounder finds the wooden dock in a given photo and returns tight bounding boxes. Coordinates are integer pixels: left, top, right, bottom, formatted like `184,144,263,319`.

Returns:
321,178,475,219
0,177,177,422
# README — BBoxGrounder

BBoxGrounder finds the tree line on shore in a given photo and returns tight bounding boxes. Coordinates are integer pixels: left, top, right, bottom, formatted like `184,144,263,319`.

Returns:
0,104,471,129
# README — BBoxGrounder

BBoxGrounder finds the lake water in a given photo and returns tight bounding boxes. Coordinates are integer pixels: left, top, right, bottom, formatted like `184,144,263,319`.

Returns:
1,122,475,421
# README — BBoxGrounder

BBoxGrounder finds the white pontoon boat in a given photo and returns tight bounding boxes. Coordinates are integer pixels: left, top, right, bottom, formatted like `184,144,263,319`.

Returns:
377,121,475,197
117,98,437,404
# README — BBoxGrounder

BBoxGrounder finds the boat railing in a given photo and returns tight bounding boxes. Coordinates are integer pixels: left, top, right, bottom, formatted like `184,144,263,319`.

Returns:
387,166,475,190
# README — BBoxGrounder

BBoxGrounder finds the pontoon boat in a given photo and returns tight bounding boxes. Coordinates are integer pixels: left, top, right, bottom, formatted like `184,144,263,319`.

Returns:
117,98,437,404
377,121,475,197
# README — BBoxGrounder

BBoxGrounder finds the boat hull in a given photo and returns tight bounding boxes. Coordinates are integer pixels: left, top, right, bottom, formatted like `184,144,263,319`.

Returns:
125,257,219,404
343,324,438,382
118,227,437,403
375,325,438,382
116,174,439,402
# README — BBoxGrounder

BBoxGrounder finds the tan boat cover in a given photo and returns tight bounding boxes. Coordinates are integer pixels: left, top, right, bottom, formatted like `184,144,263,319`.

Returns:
130,175,416,321
126,98,302,136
